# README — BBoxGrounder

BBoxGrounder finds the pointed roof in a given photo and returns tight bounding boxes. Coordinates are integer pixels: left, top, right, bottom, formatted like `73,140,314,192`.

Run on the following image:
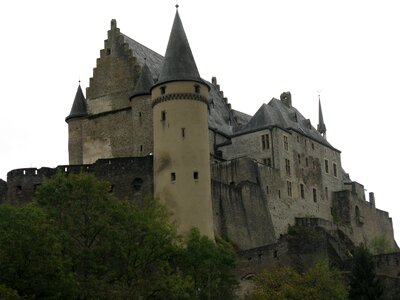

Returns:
66,85,87,122
130,63,154,98
317,99,327,136
155,9,203,87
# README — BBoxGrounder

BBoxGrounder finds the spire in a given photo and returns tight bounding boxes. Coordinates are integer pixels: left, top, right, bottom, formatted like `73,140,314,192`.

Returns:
130,61,154,98
156,9,203,86
317,96,327,138
66,84,87,122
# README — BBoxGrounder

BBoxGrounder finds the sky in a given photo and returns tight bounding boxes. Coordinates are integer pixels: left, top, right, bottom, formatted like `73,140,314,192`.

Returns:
0,0,399,243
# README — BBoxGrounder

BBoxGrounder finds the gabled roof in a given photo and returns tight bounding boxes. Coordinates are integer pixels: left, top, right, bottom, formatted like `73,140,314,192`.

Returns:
66,85,87,121
130,63,154,98
155,10,203,87
232,98,335,149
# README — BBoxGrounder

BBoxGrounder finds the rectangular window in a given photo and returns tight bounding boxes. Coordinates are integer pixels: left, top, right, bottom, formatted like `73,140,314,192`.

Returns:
285,159,291,176
325,159,329,174
298,154,301,165
284,136,289,151
267,158,272,167
171,172,176,182
325,187,329,199
333,163,338,177
313,188,317,202
306,157,309,167
160,86,166,95
181,128,186,138
261,134,270,150
266,186,269,194
300,184,305,199
140,145,143,153
161,110,166,121
193,171,198,180
278,190,281,199
139,112,142,125
287,181,292,197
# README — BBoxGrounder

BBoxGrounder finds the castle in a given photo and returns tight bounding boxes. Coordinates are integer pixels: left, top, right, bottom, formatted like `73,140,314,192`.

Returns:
1,6,399,282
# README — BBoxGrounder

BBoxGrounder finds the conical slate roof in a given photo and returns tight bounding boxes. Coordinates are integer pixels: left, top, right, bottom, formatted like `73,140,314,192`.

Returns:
156,10,203,86
66,85,87,122
317,99,326,135
131,63,154,98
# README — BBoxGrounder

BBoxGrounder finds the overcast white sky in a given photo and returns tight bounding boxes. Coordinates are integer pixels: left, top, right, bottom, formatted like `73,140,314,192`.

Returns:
1,0,399,244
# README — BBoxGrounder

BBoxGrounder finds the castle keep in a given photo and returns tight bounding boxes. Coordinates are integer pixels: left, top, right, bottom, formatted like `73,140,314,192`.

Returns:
1,7,398,279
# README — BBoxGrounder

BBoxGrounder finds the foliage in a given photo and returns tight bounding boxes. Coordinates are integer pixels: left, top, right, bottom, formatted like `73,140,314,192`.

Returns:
0,204,75,299
348,245,384,300
247,261,347,300
178,228,238,299
0,284,22,300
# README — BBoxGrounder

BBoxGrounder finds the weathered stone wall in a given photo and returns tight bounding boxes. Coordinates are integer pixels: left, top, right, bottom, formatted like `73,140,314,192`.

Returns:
333,185,398,251
131,95,153,156
0,179,7,204
211,158,276,250
5,157,153,206
374,252,400,278
68,118,84,164
86,20,140,114
81,109,134,164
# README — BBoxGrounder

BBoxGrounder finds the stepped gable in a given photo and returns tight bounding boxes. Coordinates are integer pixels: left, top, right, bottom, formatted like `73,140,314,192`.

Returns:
122,34,163,79
233,98,335,149
66,85,87,121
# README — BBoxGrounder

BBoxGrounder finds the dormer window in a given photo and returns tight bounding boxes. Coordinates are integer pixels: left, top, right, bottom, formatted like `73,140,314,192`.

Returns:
160,86,166,95
194,84,200,94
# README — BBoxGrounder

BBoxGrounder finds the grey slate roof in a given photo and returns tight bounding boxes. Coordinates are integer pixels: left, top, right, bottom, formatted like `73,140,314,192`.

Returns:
122,34,164,79
66,85,87,121
155,10,204,86
232,98,335,149
131,63,154,98
317,99,327,134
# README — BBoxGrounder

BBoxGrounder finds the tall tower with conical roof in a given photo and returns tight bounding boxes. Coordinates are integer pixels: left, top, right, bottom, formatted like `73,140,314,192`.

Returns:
66,84,87,164
151,7,214,238
130,62,154,156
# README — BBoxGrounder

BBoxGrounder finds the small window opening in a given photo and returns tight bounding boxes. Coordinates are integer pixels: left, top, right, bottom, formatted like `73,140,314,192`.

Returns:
267,158,272,167
193,171,199,180
300,184,305,199
106,48,111,55
284,136,289,151
313,188,317,202
333,163,338,177
160,86,166,95
311,143,315,150
181,128,186,138
285,159,291,176
109,185,114,193
325,187,329,199
35,170,38,175
171,172,176,182
140,145,143,153
161,110,166,121
266,186,269,194
278,190,281,199
325,159,329,174
23,170,26,175
306,157,309,167
16,185,22,192
194,84,200,94
273,250,278,258
298,154,301,164
287,181,292,197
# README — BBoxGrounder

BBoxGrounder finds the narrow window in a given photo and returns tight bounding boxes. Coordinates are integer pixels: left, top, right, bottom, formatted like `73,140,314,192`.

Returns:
139,112,142,125
265,134,270,149
311,143,315,150
300,184,305,199
160,86,166,95
161,110,166,121
262,158,267,164
181,128,186,138
278,190,281,199
333,163,338,177
106,48,111,55
285,159,291,176
261,135,266,150
298,154,301,164
287,181,292,197
306,157,309,167
193,171,199,180
325,159,329,174
325,187,329,199
313,188,317,202
266,186,269,194
109,185,114,193
140,145,143,153
171,172,176,182
194,84,200,94
267,158,272,167
284,136,289,151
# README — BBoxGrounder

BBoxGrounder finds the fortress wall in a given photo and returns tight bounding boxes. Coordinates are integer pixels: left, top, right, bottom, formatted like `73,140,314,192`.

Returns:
374,252,400,277
131,95,153,157
5,157,153,206
333,188,398,251
211,158,276,250
82,109,135,164
0,179,7,203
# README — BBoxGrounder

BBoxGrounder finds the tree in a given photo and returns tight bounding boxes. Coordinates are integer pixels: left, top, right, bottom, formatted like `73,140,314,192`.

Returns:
348,246,384,300
248,262,347,300
0,204,74,299
178,228,238,300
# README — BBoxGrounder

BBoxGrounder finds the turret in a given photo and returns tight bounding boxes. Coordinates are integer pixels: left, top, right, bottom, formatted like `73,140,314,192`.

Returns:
130,61,154,156
317,97,327,138
66,84,87,164
151,7,214,239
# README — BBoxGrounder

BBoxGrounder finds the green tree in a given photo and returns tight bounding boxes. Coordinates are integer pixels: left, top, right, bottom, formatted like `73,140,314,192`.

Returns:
0,204,74,299
348,246,384,300
178,228,238,300
248,262,347,300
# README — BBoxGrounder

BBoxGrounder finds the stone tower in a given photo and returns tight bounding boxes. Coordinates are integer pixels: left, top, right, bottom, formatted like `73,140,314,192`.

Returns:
130,62,154,156
66,84,87,165
151,8,214,239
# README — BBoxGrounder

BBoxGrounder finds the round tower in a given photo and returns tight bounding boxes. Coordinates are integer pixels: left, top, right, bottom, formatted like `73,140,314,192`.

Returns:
151,8,214,239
